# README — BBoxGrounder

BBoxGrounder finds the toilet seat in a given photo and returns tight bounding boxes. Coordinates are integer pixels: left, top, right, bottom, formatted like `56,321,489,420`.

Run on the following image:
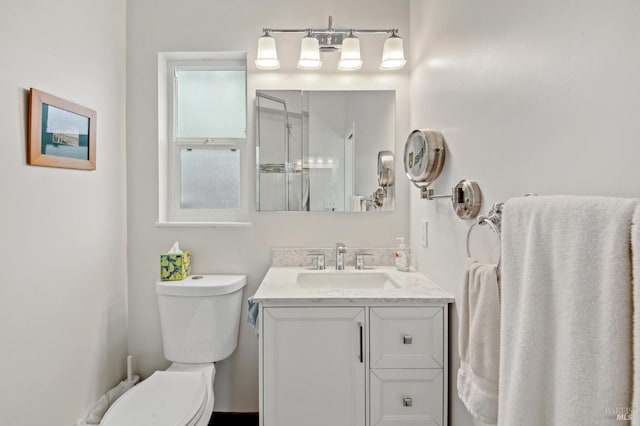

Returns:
101,370,208,426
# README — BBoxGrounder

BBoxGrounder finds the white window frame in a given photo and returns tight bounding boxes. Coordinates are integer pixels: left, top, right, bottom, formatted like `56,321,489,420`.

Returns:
158,52,249,225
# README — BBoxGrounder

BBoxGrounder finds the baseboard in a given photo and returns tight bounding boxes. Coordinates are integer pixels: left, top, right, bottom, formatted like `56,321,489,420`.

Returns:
209,411,259,426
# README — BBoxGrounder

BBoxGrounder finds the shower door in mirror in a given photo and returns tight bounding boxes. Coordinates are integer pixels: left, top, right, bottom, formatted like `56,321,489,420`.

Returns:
256,90,395,212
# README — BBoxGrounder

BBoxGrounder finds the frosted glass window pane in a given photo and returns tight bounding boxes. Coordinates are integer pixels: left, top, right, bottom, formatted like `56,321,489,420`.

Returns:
180,148,240,209
176,69,246,138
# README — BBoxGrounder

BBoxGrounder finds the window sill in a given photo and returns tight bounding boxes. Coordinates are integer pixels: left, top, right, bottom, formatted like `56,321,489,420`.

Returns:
155,221,253,228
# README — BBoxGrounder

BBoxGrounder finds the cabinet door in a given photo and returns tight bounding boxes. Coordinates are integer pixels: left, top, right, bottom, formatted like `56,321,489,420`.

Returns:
263,307,366,426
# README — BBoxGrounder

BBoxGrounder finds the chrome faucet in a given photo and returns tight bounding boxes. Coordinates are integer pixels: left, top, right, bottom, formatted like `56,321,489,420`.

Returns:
335,242,347,270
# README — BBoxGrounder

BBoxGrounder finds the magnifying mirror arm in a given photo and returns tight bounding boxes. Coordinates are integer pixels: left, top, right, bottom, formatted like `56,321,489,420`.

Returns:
412,179,482,220
363,187,388,210
411,181,449,200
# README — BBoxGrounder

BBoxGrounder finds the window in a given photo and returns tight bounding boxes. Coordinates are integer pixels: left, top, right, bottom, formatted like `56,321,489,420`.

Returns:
158,52,248,224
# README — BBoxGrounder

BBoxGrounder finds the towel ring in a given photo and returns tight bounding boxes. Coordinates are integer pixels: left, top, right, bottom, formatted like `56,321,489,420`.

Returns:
466,216,502,267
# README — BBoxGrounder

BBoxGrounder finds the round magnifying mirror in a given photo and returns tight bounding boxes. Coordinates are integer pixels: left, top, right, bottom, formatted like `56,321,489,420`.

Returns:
403,130,446,184
377,150,394,187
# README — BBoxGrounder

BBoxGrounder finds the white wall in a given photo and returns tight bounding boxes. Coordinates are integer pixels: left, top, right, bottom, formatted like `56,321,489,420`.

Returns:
127,0,410,412
0,1,128,425
409,0,640,424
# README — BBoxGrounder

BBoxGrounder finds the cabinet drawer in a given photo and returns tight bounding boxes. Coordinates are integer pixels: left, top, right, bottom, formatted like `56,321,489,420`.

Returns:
370,368,443,426
369,307,443,369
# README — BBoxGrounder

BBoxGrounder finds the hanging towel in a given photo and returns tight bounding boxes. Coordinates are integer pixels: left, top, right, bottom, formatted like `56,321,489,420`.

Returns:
349,195,365,212
498,196,636,426
632,206,640,426
247,296,260,336
457,258,500,425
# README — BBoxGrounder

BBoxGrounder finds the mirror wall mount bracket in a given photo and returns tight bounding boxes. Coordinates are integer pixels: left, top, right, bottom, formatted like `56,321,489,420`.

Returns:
415,179,482,220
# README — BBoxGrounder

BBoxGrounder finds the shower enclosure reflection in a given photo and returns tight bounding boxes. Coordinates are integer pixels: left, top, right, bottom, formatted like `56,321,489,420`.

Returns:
256,90,395,212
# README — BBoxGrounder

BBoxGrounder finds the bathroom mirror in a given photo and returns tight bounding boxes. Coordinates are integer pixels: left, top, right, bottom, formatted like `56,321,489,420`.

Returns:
256,90,395,212
403,129,445,184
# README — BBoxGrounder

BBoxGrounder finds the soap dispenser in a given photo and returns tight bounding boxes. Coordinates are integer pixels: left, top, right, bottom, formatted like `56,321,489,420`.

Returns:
394,237,411,272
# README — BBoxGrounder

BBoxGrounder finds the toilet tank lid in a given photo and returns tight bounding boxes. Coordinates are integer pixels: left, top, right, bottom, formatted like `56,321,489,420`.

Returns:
156,274,247,296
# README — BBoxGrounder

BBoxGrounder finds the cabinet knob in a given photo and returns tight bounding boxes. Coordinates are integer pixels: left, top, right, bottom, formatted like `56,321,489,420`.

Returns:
403,335,413,344
403,396,413,407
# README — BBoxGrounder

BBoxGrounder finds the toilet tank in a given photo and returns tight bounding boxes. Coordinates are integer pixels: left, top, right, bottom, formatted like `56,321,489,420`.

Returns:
156,275,247,363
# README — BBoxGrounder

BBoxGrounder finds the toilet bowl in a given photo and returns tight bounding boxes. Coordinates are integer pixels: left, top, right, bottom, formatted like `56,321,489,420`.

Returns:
101,363,215,426
101,275,246,426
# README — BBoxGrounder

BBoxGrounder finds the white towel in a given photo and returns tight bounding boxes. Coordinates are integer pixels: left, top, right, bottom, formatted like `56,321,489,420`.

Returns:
499,196,636,426
458,258,500,424
348,195,365,212
632,206,640,426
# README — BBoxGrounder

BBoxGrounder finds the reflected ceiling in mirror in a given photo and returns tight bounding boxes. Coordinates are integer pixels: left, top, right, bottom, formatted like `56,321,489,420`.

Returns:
256,90,396,212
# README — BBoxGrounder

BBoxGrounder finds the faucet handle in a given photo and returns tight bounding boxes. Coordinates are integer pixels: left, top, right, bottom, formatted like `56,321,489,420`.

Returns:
307,253,325,270
336,242,347,253
355,253,373,270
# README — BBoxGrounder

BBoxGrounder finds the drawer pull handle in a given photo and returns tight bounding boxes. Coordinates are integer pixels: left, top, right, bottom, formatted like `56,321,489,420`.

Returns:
403,335,413,344
358,322,363,363
403,396,413,407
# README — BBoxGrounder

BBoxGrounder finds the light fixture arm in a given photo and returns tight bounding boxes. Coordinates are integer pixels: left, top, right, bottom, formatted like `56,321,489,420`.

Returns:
262,16,399,37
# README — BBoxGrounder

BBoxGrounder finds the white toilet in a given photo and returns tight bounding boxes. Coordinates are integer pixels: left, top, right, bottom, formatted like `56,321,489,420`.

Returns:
101,274,247,426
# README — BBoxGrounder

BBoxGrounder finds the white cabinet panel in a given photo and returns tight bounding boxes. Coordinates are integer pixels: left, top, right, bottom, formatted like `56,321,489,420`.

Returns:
369,307,443,369
262,307,365,426
370,369,444,426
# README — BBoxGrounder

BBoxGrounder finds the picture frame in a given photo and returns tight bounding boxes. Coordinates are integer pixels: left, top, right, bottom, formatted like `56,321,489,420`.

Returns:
28,88,97,170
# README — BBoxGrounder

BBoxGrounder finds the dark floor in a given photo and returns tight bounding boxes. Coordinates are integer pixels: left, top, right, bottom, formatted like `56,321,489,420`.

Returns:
209,412,259,426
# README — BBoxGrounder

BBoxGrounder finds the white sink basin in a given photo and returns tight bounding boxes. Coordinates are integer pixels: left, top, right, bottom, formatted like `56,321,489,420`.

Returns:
296,272,400,289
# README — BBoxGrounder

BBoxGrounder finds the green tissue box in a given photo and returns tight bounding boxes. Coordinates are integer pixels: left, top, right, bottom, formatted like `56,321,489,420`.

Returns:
160,250,192,281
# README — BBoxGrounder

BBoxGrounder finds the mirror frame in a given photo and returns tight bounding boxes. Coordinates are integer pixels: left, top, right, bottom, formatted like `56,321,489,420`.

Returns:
403,129,446,184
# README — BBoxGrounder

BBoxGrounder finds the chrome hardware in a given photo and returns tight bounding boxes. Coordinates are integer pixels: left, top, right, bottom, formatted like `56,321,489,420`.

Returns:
307,254,325,270
452,180,482,220
355,253,373,270
403,397,413,407
336,243,347,270
419,179,482,220
403,335,413,344
363,187,388,211
377,150,394,187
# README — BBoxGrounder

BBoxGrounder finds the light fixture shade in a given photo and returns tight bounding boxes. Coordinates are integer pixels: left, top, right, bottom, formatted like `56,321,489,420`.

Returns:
338,36,362,71
379,35,406,70
298,35,322,70
255,34,280,69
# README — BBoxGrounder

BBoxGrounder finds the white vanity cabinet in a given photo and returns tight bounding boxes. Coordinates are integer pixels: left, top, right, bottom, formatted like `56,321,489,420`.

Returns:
260,304,448,426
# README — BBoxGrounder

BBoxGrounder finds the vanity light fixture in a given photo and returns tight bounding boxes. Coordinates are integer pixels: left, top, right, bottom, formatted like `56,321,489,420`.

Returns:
298,31,322,70
379,30,407,70
256,16,406,71
255,31,280,69
337,31,363,71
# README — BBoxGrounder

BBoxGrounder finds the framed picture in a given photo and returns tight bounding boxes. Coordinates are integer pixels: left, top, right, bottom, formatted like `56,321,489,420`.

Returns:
28,88,96,170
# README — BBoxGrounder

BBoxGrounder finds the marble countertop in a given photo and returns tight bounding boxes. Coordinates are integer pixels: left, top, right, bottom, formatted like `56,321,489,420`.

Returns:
253,266,455,305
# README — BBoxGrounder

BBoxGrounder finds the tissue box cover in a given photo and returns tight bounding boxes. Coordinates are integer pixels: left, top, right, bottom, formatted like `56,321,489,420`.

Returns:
160,250,192,281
